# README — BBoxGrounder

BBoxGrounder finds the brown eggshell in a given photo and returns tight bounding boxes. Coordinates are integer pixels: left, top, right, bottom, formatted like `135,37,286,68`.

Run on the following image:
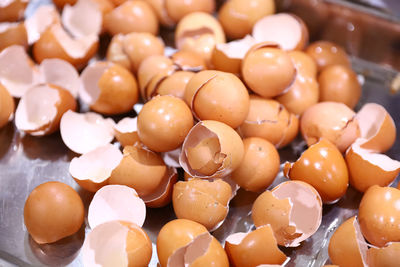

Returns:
149,70,194,101
114,117,140,147
318,65,361,109
137,95,193,152
367,242,400,267
105,34,131,70
358,185,400,247
355,103,396,153
172,178,231,231
143,166,178,208
242,43,296,98
288,50,317,79
225,225,287,266
278,113,299,148
328,216,368,267
165,0,215,23
144,0,175,27
0,0,28,22
180,120,244,178
0,22,27,52
171,50,207,71
346,140,400,192
0,82,15,128
143,68,176,100
300,101,359,153
24,181,84,244
104,0,159,35
306,41,351,72
53,0,77,9
284,139,349,203
230,137,280,192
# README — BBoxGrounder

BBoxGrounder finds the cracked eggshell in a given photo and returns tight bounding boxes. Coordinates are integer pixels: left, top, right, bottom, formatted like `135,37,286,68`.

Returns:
104,0,158,36
284,139,349,203
328,216,368,267
288,50,317,79
300,101,359,153
355,103,396,153
184,70,250,128
69,144,123,192
114,117,140,147
88,184,146,229
105,34,132,70
346,140,400,192
252,13,309,51
145,0,175,27
24,5,60,45
367,242,400,267
143,166,178,208
60,110,115,154
252,180,323,247
180,120,244,179
80,61,139,115
171,50,207,71
306,41,351,72
0,22,27,52
225,225,288,266
242,42,296,98
165,0,215,24
151,70,195,100
0,0,28,22
172,178,232,231
82,220,152,267
0,83,14,128
33,24,99,70
15,84,77,136
358,185,400,247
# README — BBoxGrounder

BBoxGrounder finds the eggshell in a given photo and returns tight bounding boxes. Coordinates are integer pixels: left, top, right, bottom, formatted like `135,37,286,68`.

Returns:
153,70,194,100
283,139,349,203
24,5,60,45
358,185,400,247
288,50,317,79
161,147,181,168
346,140,400,192
0,22,27,52
114,117,140,147
230,137,280,192
0,0,28,22
252,13,309,51
355,103,396,153
225,225,288,266
252,180,322,247
367,242,400,267
24,181,84,244
172,178,232,231
0,82,15,128
60,110,115,154
300,101,359,153
180,120,244,178
82,221,152,267
306,41,351,72
69,144,123,192
15,84,77,136
171,50,207,71
105,34,131,70
88,184,146,229
144,0,175,27
218,0,275,39
104,0,158,35
242,43,296,98
165,0,215,23
137,95,193,152
328,216,368,267
53,0,77,9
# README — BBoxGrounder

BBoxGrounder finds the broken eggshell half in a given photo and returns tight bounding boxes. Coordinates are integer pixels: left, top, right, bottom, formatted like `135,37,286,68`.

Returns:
114,117,140,148
0,21,28,52
60,110,115,154
367,242,400,267
251,180,323,247
69,144,123,192
24,5,60,45
88,184,146,229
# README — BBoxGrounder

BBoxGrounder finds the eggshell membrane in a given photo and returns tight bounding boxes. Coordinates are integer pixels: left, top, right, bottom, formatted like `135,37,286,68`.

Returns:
114,117,140,147
242,43,296,98
69,144,123,192
0,83,15,128
230,137,280,192
225,225,287,266
252,180,323,247
284,139,349,203
0,22,27,52
252,13,309,51
24,181,84,244
288,50,317,79
15,84,77,136
105,34,132,70
328,216,368,267
306,41,351,72
82,221,152,267
171,50,207,71
211,35,256,74
300,101,359,153
24,5,60,45
137,95,193,152
355,103,396,153
165,0,215,23
180,120,244,178
155,71,194,100
88,184,146,229
358,185,400,247
61,0,102,38
367,242,400,267
145,0,175,27
104,0,158,36
0,0,28,22
33,24,99,70
346,140,400,192
172,178,231,231
60,110,115,154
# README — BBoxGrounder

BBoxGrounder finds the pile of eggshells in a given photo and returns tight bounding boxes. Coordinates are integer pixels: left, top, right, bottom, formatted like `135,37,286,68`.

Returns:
1,0,400,265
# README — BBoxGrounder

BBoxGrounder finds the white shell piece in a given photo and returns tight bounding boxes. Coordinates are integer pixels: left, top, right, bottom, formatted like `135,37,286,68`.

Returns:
114,117,137,134
24,5,60,45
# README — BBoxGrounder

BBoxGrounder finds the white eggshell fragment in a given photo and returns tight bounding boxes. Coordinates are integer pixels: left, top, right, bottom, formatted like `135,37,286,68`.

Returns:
114,117,137,134
88,185,146,229
24,5,60,45
79,61,112,105
60,110,115,154
215,35,256,60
